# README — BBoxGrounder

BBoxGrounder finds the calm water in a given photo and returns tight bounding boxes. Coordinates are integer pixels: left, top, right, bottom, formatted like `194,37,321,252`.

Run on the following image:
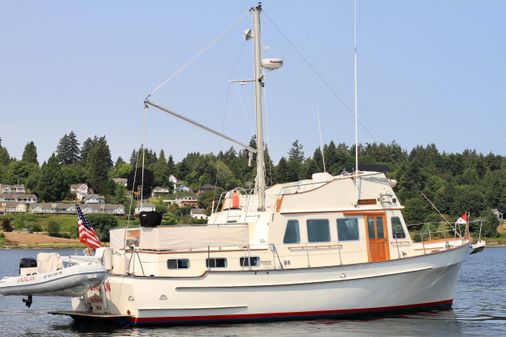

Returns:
0,248,505,337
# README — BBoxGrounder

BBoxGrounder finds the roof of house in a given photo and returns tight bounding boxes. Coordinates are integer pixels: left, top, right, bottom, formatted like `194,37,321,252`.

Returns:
153,186,170,192
190,208,207,215
31,203,75,209
70,183,87,189
83,194,105,200
198,184,217,190
0,201,28,207
136,203,156,208
82,203,124,210
0,193,37,199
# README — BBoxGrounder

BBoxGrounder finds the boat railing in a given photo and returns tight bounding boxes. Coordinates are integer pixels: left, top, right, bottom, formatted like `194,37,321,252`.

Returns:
404,221,473,255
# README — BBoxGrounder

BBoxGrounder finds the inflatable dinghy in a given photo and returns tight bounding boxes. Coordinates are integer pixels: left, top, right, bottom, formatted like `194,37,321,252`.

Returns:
0,253,106,297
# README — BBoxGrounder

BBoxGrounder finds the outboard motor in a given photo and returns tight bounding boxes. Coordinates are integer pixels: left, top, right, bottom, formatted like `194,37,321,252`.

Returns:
139,211,162,227
19,258,37,276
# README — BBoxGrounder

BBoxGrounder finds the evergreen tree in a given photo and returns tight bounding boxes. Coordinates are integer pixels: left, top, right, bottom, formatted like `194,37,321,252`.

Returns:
80,136,96,163
167,155,176,174
5,161,38,185
111,157,131,179
286,140,305,181
275,157,289,183
151,149,171,187
86,136,113,194
35,154,67,201
127,167,154,199
129,149,138,166
56,131,81,164
0,146,11,166
22,141,38,165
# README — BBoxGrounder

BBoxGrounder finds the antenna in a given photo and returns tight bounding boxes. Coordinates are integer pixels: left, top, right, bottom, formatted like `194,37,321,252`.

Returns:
354,0,359,175
316,107,326,172
353,0,360,201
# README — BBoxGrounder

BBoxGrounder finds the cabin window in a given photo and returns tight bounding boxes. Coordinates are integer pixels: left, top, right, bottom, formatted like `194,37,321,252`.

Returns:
283,220,300,244
240,257,260,267
167,259,190,269
391,216,406,239
306,219,330,242
337,218,359,241
206,258,227,268
376,217,384,239
368,217,376,239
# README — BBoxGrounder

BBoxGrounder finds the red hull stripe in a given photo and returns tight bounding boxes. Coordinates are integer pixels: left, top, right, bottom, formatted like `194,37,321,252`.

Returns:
131,299,453,324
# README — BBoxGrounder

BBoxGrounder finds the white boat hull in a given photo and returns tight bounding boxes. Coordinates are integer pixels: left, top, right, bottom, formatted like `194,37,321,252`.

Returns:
69,244,468,325
0,264,106,297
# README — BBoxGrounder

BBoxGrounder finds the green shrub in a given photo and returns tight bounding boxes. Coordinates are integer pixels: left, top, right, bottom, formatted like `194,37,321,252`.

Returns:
86,214,119,242
47,220,61,237
31,224,43,232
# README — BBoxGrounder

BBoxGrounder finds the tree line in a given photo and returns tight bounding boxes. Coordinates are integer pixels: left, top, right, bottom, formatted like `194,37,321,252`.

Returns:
0,133,504,235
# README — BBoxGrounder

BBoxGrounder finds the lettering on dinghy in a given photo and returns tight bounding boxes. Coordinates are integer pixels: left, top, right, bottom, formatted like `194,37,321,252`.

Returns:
43,271,63,279
16,276,35,283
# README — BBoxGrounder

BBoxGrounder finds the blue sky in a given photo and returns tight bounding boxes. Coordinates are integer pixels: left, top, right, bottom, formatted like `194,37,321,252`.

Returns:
1,0,505,164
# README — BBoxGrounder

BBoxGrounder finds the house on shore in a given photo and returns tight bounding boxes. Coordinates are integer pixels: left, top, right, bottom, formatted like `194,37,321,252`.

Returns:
190,208,208,220
0,201,28,214
134,203,156,215
0,193,38,204
112,178,127,187
151,186,170,198
30,203,125,215
197,184,217,195
70,183,89,201
30,203,77,214
164,194,200,208
83,194,106,204
0,184,26,194
81,203,125,215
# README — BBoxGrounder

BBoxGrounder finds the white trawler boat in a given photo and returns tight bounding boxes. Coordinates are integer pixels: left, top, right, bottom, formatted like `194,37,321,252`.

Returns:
1,3,474,326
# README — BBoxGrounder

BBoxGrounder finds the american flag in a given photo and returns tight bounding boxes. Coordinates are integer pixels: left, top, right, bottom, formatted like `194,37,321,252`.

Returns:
76,204,101,249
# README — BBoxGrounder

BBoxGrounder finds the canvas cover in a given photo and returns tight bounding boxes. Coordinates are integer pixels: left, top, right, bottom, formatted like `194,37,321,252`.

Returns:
109,228,127,249
139,224,249,250
109,228,140,249
37,252,63,274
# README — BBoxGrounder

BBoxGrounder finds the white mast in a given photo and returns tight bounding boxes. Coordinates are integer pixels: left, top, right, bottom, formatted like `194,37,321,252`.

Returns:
252,3,266,211
353,0,360,200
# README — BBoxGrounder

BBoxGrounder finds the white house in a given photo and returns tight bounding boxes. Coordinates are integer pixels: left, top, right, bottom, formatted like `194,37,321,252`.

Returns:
169,175,178,194
112,178,127,187
164,194,200,208
0,184,26,194
70,183,89,201
492,209,504,221
176,184,193,193
0,202,28,214
151,186,170,198
134,203,156,215
0,193,38,204
81,204,125,215
190,208,208,220
30,203,77,214
83,194,106,204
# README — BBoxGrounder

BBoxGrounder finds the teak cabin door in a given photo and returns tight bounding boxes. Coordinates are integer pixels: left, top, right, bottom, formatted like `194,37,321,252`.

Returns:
365,214,390,262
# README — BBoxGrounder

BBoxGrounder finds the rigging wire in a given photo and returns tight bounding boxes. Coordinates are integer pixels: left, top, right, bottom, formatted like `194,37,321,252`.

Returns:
123,147,142,249
213,40,248,201
147,10,249,98
263,85,273,185
140,106,147,209
262,9,376,142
